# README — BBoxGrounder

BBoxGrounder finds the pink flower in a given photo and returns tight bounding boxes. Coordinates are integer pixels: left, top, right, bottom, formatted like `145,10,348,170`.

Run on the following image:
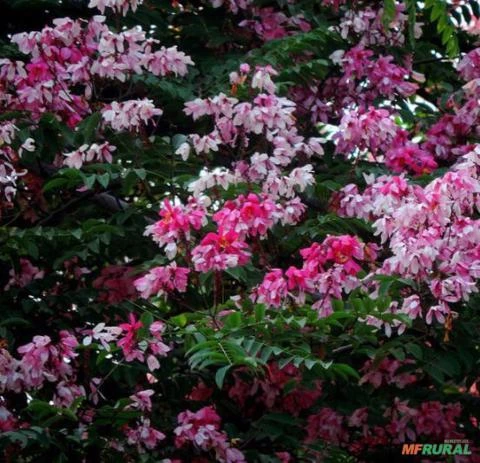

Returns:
213,193,277,237
117,313,144,362
13,331,79,390
251,65,278,94
92,265,137,304
400,295,423,320
334,107,399,156
187,381,214,401
63,142,116,169
240,8,310,42
102,99,163,133
275,452,292,463
458,48,480,81
324,235,364,274
426,303,450,325
53,381,86,407
88,0,144,16
174,406,246,463
145,198,207,258
82,323,122,349
192,229,251,272
348,407,368,428
5,258,44,290
125,418,165,452
413,401,461,438
360,358,416,389
0,405,18,432
385,141,437,175
305,408,347,445
134,263,190,299
254,269,288,308
130,389,154,412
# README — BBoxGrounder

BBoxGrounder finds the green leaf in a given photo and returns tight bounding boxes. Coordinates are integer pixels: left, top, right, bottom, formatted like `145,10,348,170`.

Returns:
223,312,242,330
255,304,266,322
406,0,417,48
171,313,188,327
83,174,96,190
332,363,360,380
134,168,147,180
382,0,396,28
43,177,69,193
405,343,423,360
215,365,232,388
96,173,110,189
76,112,101,144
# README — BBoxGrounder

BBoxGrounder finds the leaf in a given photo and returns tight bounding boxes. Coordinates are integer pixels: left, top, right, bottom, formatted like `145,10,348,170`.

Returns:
425,364,445,384
255,304,266,322
406,0,417,48
170,313,188,327
390,347,406,361
134,168,147,180
405,343,423,360
96,173,110,189
382,0,396,28
424,0,459,57
76,112,101,144
333,363,360,380
215,365,231,388
223,312,242,330
82,174,96,190
43,177,69,193
140,311,154,331
0,317,31,327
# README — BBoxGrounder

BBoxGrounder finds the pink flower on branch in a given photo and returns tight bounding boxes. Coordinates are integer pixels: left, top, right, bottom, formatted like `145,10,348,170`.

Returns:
192,229,251,273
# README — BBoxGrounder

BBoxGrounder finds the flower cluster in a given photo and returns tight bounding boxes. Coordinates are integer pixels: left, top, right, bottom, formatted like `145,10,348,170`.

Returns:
291,44,420,125
142,67,321,278
338,146,480,330
88,0,143,16
63,142,116,169
0,331,81,405
92,265,138,304
1,16,193,128
4,258,45,290
239,7,311,42
117,316,171,370
306,399,463,455
213,193,278,238
254,234,375,316
144,198,207,259
192,229,251,273
125,418,166,452
229,363,322,416
359,357,417,389
0,124,26,209
134,263,190,299
174,406,246,463
385,134,438,175
182,64,323,201
334,107,399,157
101,99,163,133
337,4,422,46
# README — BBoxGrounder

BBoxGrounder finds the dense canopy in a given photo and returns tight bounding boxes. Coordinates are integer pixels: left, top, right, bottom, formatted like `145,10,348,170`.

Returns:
0,0,479,462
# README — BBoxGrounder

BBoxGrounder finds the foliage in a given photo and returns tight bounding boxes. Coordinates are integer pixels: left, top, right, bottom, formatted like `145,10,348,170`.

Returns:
0,0,480,462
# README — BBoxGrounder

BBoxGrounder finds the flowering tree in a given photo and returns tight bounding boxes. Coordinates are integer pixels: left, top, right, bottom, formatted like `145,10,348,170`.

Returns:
1,0,480,461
